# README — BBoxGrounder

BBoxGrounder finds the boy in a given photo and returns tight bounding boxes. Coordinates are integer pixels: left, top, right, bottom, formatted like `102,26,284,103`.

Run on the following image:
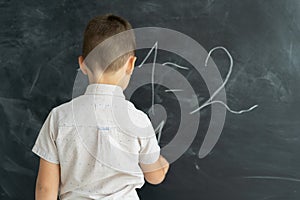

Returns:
31,14,169,200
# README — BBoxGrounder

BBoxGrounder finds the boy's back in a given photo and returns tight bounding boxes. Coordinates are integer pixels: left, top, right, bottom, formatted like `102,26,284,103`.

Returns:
32,83,161,199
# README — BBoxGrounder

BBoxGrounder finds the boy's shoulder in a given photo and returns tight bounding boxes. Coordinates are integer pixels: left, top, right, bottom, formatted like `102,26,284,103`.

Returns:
49,95,90,125
49,98,74,127
117,100,155,138
125,100,149,118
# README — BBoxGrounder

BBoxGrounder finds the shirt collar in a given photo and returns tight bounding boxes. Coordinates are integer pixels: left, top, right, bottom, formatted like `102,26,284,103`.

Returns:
84,83,125,98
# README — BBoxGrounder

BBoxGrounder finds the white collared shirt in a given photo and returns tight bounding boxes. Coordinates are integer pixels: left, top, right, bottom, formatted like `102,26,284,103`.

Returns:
31,83,161,200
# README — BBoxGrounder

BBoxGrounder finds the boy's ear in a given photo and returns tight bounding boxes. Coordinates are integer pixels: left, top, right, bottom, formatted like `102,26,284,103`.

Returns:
78,56,88,75
126,56,136,75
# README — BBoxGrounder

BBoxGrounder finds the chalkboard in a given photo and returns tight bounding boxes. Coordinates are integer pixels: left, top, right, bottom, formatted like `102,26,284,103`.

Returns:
1,0,300,199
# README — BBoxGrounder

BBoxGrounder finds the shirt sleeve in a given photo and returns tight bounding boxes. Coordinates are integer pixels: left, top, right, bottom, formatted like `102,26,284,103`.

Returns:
138,135,161,164
31,109,60,164
138,114,161,164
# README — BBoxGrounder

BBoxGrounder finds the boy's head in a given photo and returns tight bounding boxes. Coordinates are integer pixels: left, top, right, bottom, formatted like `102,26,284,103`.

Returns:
78,14,136,90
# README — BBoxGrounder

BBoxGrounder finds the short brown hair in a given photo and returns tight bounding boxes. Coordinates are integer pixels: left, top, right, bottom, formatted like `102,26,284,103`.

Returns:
82,14,136,73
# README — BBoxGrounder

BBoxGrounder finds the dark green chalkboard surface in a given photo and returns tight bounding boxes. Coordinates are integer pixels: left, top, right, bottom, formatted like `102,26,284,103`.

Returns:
1,0,300,199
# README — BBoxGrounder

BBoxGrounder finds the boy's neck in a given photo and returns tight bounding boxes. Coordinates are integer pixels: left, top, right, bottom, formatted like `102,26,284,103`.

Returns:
88,70,125,89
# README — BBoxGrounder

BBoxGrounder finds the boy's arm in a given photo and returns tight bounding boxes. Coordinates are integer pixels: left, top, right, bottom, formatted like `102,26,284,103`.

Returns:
139,155,169,185
35,158,60,200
